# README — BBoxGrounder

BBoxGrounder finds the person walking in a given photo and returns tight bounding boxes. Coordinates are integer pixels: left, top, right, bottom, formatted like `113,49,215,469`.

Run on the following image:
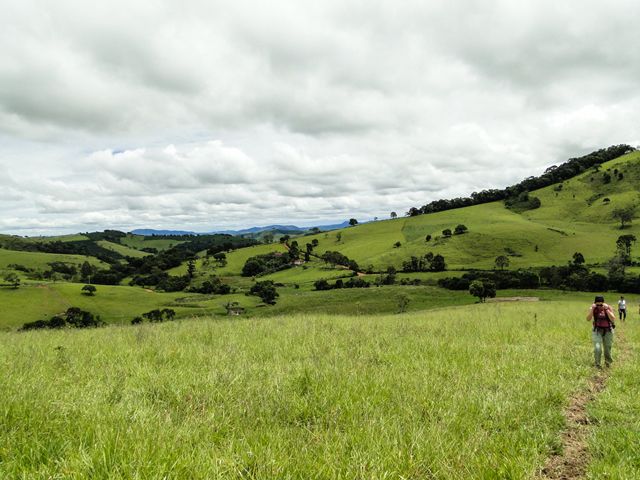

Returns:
587,295,616,368
618,295,627,321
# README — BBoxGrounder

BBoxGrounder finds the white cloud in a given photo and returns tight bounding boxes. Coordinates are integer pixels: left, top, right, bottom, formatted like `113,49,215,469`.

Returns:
1,0,639,234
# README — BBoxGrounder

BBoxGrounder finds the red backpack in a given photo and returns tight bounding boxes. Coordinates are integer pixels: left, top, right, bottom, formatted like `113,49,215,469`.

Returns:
593,305,613,329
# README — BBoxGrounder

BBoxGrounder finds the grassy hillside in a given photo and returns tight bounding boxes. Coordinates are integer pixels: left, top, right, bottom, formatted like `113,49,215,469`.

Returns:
293,150,640,271
120,234,185,252
96,240,150,258
162,149,640,279
0,248,107,274
2,300,637,478
0,282,267,329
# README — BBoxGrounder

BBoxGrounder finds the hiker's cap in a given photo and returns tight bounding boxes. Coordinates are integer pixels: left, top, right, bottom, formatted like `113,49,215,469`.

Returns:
594,295,605,303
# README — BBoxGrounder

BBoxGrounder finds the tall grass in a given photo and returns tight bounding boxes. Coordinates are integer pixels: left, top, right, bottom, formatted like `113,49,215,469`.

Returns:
587,318,640,478
0,302,598,478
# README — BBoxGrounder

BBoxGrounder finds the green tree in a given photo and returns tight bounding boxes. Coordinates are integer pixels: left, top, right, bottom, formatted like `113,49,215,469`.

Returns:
335,232,342,242
249,281,279,305
469,280,496,303
442,228,452,237
612,205,635,229
430,254,446,272
495,255,510,270
262,233,274,244
81,284,97,296
349,218,358,226
454,224,468,235
616,234,636,262
212,252,227,267
572,252,585,266
187,259,196,279
390,211,397,219
396,294,410,313
80,261,93,281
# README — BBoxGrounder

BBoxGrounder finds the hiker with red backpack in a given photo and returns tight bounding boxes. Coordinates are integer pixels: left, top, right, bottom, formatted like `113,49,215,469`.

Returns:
587,295,616,368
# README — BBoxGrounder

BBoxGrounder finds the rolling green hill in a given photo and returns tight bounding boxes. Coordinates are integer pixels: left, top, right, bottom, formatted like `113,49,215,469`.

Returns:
298,150,640,271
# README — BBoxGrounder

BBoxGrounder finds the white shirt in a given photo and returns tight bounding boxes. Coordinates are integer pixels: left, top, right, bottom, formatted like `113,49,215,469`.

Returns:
618,299,626,309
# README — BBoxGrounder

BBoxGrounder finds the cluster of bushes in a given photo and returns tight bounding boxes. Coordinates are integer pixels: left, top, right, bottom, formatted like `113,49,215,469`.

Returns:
504,191,541,212
320,251,359,272
406,145,633,216
187,276,231,295
314,277,370,290
242,252,293,277
131,308,176,324
21,307,104,331
402,253,446,272
437,264,640,294
248,281,279,304
438,269,540,290
538,264,607,291
441,225,468,237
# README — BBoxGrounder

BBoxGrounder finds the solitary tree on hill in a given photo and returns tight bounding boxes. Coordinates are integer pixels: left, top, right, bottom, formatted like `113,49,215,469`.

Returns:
469,280,496,303
495,255,510,270
612,205,635,229
349,218,358,226
616,235,637,265
81,284,97,296
454,224,468,235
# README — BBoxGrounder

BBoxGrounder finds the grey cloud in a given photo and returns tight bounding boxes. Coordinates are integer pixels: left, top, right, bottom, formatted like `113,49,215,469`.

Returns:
2,1,639,234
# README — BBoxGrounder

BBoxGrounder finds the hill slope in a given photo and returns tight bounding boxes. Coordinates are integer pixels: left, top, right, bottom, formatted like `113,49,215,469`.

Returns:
299,150,640,271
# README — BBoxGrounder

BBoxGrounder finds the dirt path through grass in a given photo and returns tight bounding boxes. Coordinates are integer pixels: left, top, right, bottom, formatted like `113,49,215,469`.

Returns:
538,329,631,479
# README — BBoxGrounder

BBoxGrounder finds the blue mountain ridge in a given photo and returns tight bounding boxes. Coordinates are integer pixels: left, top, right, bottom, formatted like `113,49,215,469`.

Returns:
130,221,351,236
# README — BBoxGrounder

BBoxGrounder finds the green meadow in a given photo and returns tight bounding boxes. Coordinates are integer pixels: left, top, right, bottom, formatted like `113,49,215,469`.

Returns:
119,234,186,252
0,248,107,274
587,319,640,478
4,300,638,478
96,240,150,258
283,150,640,272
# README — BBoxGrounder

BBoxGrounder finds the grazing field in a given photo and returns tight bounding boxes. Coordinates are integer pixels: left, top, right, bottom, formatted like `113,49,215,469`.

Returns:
95,240,150,258
119,234,185,252
587,321,640,478
0,283,261,329
264,150,640,272
0,248,107,273
3,300,636,478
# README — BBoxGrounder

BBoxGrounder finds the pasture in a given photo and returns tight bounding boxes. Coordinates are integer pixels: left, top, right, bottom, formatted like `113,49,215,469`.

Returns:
1,300,637,478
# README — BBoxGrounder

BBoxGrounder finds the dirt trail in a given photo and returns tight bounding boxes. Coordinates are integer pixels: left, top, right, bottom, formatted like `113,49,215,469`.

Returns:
538,329,631,479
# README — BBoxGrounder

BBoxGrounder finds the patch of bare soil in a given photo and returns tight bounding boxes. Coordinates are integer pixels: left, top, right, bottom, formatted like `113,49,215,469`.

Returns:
487,296,540,302
538,372,607,479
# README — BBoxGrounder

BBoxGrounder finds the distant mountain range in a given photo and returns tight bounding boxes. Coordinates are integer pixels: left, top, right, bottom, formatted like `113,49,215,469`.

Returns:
130,221,352,237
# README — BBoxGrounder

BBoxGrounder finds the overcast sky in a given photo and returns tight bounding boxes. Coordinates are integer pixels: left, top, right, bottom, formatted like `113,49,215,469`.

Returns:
1,0,639,235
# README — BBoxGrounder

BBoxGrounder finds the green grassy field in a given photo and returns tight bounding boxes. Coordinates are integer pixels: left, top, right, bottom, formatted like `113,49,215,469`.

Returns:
1,300,636,478
0,248,107,274
0,283,267,329
587,317,640,477
96,240,150,258
120,234,185,252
